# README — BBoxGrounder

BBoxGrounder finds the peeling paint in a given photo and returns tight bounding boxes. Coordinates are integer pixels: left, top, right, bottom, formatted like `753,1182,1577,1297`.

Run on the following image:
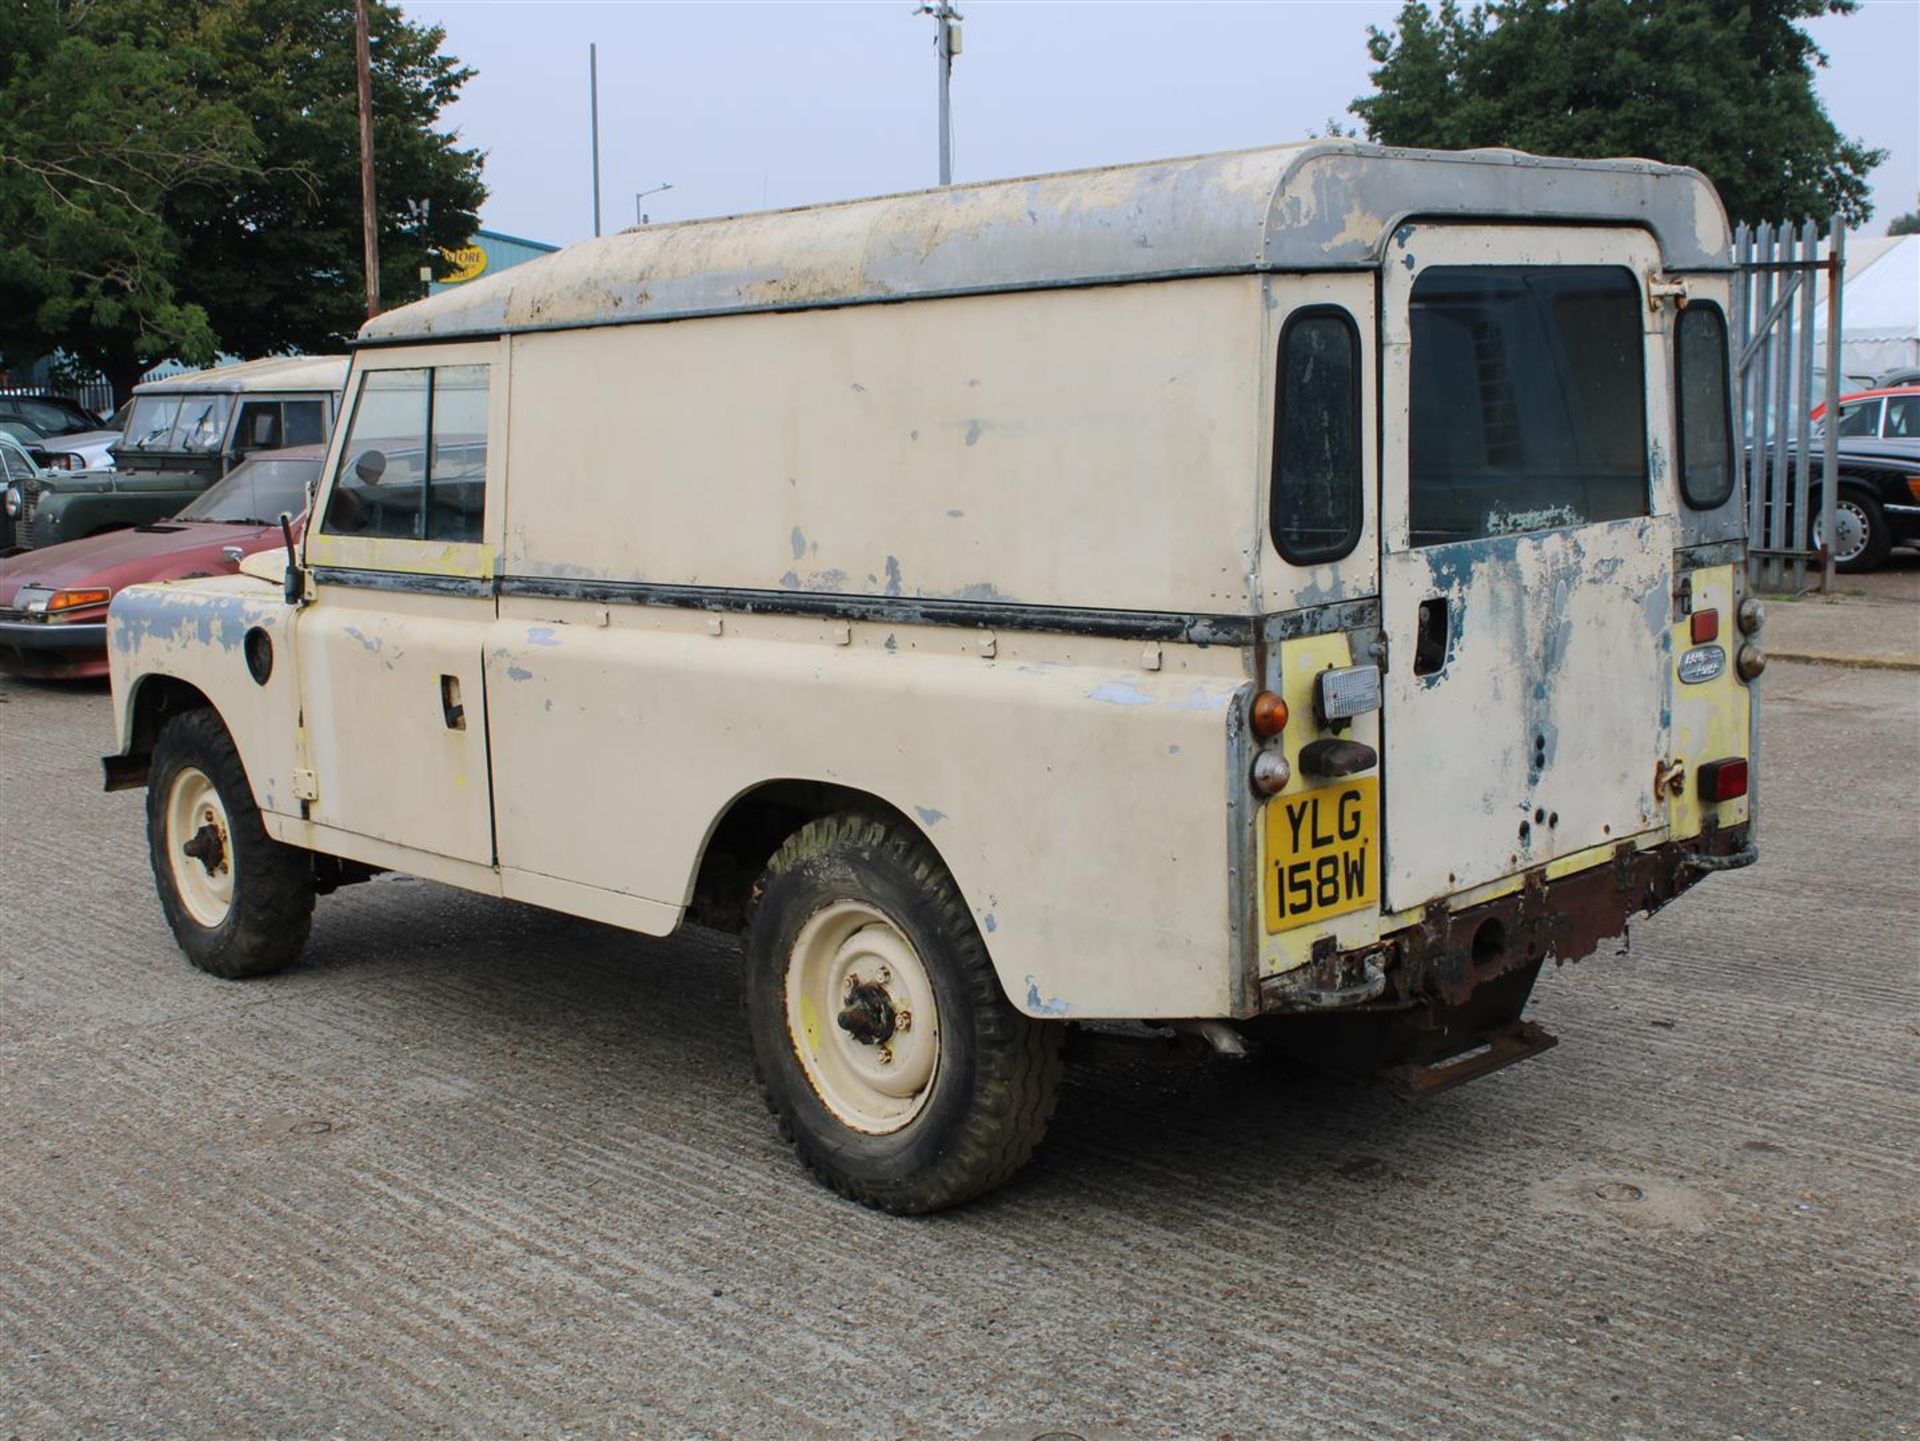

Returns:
1024,977,1068,1015
915,805,947,826
790,527,806,560
526,627,561,647
1089,680,1154,706
884,555,904,597
506,664,533,682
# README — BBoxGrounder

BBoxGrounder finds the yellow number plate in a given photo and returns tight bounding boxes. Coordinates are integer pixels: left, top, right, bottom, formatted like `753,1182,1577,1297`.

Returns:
1264,777,1378,932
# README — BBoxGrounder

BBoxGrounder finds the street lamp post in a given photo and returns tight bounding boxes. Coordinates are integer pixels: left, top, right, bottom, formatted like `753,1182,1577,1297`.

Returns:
635,183,674,226
915,3,963,186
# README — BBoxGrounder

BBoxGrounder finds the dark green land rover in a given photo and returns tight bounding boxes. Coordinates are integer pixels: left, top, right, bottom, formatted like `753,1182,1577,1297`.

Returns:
3,356,346,552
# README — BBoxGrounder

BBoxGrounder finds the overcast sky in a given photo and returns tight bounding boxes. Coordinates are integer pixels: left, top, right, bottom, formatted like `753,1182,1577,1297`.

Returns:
407,0,1919,247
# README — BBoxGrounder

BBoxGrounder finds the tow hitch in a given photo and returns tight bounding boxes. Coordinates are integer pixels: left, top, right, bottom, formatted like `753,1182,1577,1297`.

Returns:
1380,1019,1559,1100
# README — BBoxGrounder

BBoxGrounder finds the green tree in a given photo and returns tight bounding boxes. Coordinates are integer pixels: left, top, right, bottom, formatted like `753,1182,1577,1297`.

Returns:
0,0,486,404
0,5,254,396
1351,1,1884,230
1889,211,1920,237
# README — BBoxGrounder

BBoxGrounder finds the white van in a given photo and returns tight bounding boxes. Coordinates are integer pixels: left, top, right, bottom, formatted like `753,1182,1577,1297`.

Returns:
105,143,1761,1211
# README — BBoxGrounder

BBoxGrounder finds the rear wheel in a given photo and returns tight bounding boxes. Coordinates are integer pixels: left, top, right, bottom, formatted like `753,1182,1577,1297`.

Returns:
1815,485,1892,573
744,813,1062,1213
147,708,314,979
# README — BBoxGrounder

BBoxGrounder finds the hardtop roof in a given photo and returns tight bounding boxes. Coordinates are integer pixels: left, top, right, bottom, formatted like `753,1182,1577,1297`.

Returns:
360,141,1731,346
133,355,349,396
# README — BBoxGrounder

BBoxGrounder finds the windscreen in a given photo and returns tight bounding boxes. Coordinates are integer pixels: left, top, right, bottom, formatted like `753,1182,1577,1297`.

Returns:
1408,266,1647,547
175,456,320,523
123,393,234,453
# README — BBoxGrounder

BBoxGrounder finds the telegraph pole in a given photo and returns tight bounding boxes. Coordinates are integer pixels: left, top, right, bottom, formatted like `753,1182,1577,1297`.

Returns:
589,43,602,237
916,3,963,185
354,0,380,317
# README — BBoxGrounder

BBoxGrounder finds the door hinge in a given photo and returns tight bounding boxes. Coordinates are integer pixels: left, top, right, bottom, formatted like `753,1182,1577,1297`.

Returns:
292,768,319,801
1648,273,1690,311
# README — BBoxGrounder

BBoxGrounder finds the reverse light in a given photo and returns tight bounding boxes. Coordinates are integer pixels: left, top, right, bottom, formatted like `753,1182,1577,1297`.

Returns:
1697,758,1749,803
1250,751,1292,796
1737,597,1766,636
46,588,111,613
1736,644,1767,682
1250,690,1289,739
1690,608,1720,644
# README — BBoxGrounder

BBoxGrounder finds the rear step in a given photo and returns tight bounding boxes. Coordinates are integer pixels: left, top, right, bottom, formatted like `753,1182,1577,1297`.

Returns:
1381,1020,1558,1100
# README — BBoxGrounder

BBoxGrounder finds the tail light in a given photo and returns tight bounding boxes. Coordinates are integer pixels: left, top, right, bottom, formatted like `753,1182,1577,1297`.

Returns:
1250,690,1289,739
1737,598,1765,635
1690,609,1719,644
1697,757,1748,803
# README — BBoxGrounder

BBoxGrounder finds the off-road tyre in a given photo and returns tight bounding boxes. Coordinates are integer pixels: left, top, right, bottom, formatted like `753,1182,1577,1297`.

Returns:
147,708,314,979
744,812,1063,1213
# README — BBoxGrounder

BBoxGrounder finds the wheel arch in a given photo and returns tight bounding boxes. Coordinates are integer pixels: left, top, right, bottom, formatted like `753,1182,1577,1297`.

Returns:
684,777,945,934
106,674,218,790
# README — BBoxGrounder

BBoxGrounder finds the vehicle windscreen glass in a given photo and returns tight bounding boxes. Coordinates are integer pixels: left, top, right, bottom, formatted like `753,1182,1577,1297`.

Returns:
175,456,320,523
1409,266,1648,547
125,396,183,450
1675,305,1735,509
168,394,234,452
9,398,92,436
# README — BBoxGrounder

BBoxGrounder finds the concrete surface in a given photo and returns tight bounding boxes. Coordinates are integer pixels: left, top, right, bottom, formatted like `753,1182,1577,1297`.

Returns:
1762,550,1920,670
1,662,1915,1440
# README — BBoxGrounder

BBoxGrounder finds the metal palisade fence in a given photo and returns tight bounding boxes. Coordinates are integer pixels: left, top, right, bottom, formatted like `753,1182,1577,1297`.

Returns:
1732,220,1844,594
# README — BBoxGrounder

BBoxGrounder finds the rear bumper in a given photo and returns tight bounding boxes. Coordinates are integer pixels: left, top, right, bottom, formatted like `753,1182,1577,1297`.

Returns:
1247,824,1754,1080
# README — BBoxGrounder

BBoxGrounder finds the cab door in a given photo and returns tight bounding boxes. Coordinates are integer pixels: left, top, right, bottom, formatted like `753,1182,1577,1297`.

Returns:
1378,226,1676,913
297,343,504,866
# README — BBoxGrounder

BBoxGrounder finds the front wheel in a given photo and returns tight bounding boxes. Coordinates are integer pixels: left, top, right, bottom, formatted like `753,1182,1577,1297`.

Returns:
744,813,1063,1213
147,708,315,979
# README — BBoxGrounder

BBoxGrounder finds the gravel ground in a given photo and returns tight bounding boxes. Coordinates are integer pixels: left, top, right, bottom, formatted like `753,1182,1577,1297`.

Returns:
1,661,1915,1441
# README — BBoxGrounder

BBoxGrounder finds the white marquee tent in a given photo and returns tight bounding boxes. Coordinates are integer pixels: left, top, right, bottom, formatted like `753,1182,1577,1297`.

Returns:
1814,234,1920,387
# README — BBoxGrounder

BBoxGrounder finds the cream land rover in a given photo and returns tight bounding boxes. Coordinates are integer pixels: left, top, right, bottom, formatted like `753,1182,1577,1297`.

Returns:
104,143,1762,1212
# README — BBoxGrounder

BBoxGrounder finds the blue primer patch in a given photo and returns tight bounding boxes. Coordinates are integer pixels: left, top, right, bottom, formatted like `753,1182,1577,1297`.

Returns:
1089,680,1153,706
964,420,983,447
1024,977,1068,1016
343,625,382,654
526,627,561,647
884,555,904,597
790,527,806,560
111,589,253,655
506,664,533,682
915,805,947,826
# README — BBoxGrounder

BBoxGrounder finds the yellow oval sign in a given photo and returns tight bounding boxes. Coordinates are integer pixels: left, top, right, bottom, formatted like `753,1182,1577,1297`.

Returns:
438,246,488,284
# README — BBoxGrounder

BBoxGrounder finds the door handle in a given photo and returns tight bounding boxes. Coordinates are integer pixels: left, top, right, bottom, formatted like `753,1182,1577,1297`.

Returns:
440,674,466,730
1413,597,1450,677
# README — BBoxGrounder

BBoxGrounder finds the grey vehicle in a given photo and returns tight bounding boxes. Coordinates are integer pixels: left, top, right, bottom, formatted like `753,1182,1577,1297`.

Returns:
0,431,51,551
5,356,345,552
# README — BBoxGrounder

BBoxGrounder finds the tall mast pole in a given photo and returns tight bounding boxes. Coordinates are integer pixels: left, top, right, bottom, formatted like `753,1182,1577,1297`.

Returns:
354,0,380,318
590,43,602,237
918,4,962,186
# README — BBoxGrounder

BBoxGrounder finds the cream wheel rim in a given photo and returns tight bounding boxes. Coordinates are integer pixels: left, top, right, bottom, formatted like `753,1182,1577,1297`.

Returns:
784,900,941,1134
166,765,235,928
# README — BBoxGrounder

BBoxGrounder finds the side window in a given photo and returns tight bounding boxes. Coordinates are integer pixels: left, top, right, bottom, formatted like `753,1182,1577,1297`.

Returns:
282,399,327,447
1270,308,1362,564
1675,305,1735,510
1835,399,1881,437
322,365,490,544
1884,394,1918,440
234,401,283,454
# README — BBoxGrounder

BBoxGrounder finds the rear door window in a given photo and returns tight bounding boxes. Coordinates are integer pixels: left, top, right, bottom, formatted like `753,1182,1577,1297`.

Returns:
1884,393,1918,440
1408,266,1647,547
1834,399,1882,437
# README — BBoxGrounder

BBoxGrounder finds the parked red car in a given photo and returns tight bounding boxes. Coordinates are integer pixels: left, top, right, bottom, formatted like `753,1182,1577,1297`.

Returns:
1809,386,1920,441
0,445,319,680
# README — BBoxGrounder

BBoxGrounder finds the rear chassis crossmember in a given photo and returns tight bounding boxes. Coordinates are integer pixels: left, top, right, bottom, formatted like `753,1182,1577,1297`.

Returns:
1246,824,1755,1093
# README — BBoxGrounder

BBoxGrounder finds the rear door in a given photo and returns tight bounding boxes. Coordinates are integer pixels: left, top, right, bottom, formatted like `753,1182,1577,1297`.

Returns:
1378,225,1675,912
